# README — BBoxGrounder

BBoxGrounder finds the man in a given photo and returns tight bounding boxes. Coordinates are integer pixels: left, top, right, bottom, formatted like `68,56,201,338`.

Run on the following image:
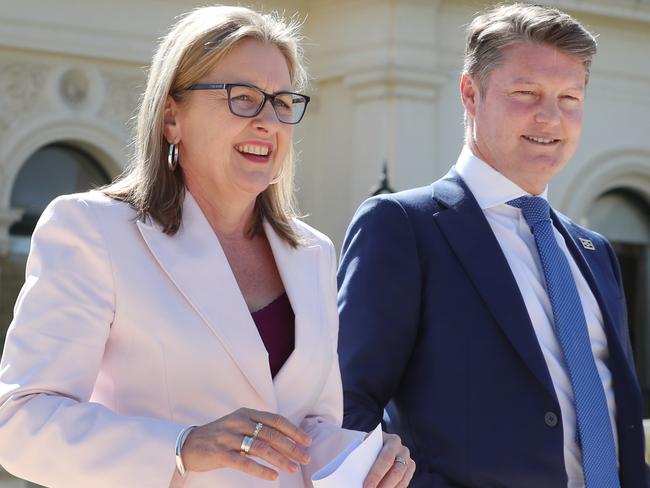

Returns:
337,4,649,487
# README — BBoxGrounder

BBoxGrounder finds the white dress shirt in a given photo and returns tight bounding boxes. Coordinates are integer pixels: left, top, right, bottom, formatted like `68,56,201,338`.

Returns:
454,146,618,488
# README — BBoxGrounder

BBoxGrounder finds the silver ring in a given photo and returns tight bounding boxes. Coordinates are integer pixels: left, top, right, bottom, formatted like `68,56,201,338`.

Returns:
394,455,407,466
240,435,255,455
252,422,263,439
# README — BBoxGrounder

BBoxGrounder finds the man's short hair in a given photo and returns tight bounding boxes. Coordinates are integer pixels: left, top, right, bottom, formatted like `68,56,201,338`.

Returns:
464,3,597,95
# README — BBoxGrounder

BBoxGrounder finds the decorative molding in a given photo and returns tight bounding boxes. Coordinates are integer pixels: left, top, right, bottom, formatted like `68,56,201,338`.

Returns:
0,60,137,164
547,0,650,23
307,0,441,14
47,64,104,115
0,17,158,64
343,67,447,101
560,148,650,219
0,117,127,208
0,62,50,133
0,1,219,64
588,71,650,104
59,68,91,109
98,70,144,130
307,0,442,81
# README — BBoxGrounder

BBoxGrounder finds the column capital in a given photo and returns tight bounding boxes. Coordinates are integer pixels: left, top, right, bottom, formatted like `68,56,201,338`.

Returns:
307,0,444,85
343,67,447,102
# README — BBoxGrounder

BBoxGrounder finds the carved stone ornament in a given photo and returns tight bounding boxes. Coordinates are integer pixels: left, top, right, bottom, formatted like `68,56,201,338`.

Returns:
0,63,49,133
98,70,144,128
59,68,90,108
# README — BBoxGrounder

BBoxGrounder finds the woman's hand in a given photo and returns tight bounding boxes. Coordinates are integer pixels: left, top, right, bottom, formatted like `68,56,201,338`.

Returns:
364,432,415,488
181,407,312,480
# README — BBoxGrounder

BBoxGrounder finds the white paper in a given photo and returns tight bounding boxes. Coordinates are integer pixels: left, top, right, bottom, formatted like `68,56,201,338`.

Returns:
311,424,383,488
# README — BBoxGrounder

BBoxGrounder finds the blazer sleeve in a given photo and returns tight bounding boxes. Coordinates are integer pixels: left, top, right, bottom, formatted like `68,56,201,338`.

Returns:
299,236,365,485
0,196,185,488
337,196,422,432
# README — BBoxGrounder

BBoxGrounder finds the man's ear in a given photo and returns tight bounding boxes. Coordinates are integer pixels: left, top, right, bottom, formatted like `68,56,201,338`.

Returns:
460,73,479,118
163,96,181,143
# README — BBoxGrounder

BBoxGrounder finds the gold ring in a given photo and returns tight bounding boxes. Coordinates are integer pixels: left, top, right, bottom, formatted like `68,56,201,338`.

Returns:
240,435,255,454
394,455,407,465
252,422,263,439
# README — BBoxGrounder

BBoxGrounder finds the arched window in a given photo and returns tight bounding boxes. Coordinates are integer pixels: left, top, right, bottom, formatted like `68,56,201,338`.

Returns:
586,189,650,414
1,143,111,352
9,143,110,253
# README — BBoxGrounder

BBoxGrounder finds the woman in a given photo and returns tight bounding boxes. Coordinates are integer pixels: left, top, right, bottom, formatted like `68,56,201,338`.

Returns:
0,6,415,488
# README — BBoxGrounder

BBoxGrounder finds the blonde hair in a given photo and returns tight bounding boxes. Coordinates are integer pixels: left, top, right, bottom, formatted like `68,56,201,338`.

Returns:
103,5,307,246
464,3,597,95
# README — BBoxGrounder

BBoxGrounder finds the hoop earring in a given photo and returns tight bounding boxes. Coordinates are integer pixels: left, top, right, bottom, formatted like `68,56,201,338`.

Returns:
269,166,284,185
168,143,179,171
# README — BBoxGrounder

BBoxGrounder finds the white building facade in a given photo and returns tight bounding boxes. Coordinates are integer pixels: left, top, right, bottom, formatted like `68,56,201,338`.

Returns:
1,0,649,484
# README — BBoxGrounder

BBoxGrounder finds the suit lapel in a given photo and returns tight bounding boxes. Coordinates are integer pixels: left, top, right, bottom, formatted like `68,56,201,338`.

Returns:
264,221,324,408
553,214,645,457
136,192,276,408
552,214,641,394
432,170,556,398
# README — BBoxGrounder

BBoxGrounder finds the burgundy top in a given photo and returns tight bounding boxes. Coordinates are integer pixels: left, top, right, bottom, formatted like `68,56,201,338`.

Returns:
251,292,295,378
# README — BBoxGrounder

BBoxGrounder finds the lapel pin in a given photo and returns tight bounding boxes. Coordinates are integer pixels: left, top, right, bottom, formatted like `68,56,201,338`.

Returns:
579,238,595,251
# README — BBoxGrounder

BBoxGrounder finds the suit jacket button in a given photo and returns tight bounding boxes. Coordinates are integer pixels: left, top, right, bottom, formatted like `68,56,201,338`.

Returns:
544,411,558,427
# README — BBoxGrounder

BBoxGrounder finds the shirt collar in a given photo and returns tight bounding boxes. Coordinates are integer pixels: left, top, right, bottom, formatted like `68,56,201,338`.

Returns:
454,145,548,210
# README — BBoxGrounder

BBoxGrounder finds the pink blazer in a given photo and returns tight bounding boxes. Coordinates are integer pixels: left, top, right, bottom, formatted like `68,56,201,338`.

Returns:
0,191,362,487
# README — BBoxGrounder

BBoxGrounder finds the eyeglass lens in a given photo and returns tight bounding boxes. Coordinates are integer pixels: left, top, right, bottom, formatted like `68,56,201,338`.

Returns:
228,85,307,124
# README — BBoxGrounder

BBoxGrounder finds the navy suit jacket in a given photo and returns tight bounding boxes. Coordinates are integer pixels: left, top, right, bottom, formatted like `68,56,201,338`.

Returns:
337,170,648,487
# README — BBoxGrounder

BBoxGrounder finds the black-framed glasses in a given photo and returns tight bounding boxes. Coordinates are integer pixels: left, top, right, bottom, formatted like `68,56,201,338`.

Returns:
187,83,310,124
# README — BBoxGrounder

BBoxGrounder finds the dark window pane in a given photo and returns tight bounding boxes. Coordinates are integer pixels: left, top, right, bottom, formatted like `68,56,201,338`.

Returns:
9,144,110,236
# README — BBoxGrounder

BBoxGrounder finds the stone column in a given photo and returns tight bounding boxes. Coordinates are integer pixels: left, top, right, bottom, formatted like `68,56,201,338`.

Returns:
300,0,447,245
343,67,446,200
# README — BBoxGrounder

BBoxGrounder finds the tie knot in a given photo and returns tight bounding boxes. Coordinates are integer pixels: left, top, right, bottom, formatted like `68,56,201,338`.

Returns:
507,196,551,227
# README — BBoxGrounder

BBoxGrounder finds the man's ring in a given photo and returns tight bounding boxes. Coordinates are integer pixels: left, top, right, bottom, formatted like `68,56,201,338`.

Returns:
252,422,263,439
394,455,407,465
240,435,255,454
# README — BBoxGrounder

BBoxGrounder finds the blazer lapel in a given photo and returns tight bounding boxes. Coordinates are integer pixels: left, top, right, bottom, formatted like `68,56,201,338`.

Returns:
263,221,323,408
136,193,276,408
432,170,556,398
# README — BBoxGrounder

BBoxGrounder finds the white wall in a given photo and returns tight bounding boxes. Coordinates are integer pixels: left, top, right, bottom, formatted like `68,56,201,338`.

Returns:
1,0,649,248
0,1,649,482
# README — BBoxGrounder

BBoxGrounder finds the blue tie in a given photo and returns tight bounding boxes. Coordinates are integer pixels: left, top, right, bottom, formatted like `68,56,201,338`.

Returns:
508,196,620,488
